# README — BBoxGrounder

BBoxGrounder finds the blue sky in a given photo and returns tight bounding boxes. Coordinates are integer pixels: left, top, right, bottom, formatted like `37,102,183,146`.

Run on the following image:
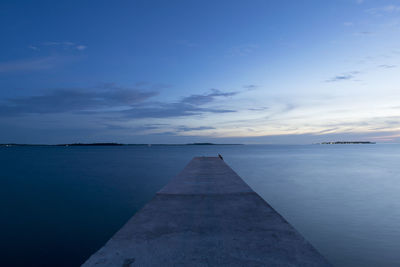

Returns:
1,0,400,144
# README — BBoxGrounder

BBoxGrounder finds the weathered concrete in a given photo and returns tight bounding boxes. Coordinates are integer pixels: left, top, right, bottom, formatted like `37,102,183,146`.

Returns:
82,157,331,266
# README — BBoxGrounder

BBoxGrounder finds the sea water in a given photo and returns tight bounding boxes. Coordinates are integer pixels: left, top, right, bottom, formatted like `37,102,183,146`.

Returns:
1,144,399,266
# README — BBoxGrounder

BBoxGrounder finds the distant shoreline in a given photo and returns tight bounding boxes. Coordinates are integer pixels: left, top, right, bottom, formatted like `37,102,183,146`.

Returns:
0,142,380,146
0,142,244,147
318,141,375,144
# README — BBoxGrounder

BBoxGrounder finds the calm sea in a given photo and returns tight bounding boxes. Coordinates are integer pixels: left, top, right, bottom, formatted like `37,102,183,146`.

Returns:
1,144,399,266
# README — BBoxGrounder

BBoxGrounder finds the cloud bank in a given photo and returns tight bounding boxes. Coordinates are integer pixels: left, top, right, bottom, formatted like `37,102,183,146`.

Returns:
0,85,237,119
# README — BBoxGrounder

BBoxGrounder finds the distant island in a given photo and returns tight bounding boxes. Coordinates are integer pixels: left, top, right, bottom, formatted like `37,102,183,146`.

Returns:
185,143,242,146
57,143,124,146
319,141,376,144
186,142,216,145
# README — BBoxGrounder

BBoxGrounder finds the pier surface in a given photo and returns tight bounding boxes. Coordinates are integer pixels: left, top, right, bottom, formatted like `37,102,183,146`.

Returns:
83,157,331,266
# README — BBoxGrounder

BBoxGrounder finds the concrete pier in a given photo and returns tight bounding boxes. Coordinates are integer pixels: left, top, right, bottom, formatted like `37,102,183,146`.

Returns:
82,157,331,266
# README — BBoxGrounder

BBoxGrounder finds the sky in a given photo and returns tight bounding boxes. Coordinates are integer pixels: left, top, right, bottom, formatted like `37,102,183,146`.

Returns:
1,0,400,144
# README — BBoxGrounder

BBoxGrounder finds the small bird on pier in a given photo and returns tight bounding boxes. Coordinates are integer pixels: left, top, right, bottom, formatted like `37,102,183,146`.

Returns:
218,154,224,160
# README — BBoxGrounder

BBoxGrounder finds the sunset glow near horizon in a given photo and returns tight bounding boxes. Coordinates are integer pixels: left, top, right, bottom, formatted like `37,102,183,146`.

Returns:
1,0,400,144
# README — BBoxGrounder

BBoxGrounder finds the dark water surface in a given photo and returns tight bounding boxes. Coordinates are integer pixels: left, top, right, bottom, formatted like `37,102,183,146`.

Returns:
1,144,399,266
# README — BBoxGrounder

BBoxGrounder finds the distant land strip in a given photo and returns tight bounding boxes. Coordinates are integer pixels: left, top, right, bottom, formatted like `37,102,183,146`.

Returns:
0,142,243,147
319,141,375,144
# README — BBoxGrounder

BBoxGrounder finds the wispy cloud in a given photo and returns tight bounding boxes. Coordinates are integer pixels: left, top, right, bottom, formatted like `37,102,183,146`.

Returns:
76,45,87,51
366,5,400,15
42,41,87,50
0,84,157,115
378,64,396,69
1,40,87,73
248,107,268,111
380,5,400,12
122,102,235,119
181,89,236,105
325,71,359,82
27,41,87,51
0,86,237,119
28,45,39,51
103,123,167,132
43,41,75,46
0,57,59,73
354,31,374,36
227,44,258,56
175,40,199,48
122,89,237,119
176,126,215,132
243,84,258,91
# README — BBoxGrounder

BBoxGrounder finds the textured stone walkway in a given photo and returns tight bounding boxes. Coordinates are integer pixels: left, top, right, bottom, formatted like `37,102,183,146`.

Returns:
82,157,331,266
